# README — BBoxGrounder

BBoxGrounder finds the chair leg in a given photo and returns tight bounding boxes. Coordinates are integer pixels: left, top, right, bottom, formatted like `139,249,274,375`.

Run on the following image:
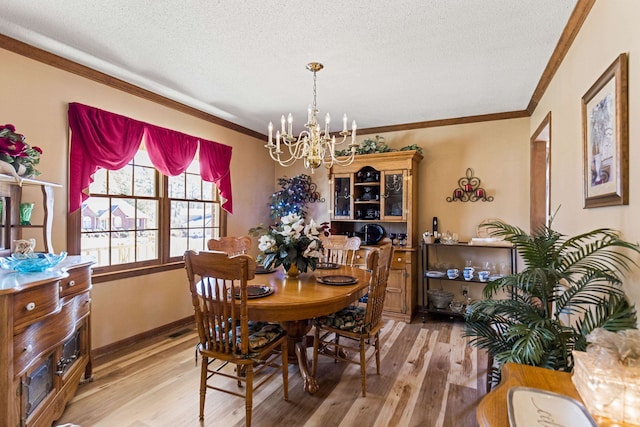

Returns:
374,332,381,375
282,339,289,401
334,334,340,363
199,356,208,420
360,337,367,397
245,365,253,427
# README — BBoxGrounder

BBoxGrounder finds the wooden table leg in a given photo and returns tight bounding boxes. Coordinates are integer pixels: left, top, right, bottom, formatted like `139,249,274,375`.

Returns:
280,320,319,394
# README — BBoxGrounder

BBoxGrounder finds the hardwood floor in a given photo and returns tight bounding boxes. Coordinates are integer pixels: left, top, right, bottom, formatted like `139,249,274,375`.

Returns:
56,316,488,427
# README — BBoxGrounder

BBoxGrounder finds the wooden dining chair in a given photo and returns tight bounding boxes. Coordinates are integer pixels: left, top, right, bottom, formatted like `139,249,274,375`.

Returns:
184,250,288,426
320,234,362,266
312,241,393,396
207,235,252,255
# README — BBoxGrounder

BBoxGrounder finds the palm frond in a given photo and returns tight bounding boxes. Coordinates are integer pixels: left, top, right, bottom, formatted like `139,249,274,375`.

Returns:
573,293,637,352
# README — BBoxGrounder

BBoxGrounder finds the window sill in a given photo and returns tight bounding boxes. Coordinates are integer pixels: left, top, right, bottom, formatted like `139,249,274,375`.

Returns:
91,261,185,284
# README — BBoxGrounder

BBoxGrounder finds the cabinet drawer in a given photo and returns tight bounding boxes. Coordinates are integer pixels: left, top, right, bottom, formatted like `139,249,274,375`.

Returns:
59,267,91,297
354,248,372,268
14,291,90,376
391,251,407,269
13,281,60,331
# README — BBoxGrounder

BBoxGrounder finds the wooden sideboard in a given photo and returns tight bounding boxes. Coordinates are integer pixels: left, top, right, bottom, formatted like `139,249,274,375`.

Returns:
0,256,94,427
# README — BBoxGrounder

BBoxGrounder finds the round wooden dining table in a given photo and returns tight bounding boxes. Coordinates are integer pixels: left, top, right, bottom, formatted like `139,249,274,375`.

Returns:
246,265,371,394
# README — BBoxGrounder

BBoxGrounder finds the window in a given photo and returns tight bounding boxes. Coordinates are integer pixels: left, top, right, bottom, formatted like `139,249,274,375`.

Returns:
78,142,222,274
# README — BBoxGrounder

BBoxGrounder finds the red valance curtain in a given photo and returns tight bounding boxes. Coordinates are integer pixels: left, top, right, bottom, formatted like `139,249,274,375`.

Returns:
68,103,233,213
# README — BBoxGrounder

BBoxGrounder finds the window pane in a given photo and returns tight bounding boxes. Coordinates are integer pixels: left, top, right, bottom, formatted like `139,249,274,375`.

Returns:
81,233,109,267
133,165,156,197
186,174,202,200
137,199,158,229
170,233,188,258
189,202,205,226
137,230,157,261
90,169,107,195
188,235,205,251
168,175,185,199
82,197,110,232
111,230,134,265
109,165,133,196
202,181,214,201
170,200,188,229
112,198,135,231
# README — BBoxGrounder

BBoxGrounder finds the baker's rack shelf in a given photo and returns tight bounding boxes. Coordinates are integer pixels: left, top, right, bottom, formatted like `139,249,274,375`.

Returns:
421,241,517,322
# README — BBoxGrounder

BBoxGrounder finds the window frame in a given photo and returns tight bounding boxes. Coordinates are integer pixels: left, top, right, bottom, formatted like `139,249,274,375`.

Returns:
68,166,226,284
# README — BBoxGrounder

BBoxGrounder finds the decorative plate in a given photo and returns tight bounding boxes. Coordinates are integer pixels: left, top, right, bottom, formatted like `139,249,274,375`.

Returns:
316,262,340,270
316,275,358,286
255,265,276,274
235,285,274,299
507,387,597,427
425,270,446,278
361,224,385,245
0,252,67,273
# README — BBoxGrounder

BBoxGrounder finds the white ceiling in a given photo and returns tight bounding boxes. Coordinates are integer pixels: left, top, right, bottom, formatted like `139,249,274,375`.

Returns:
1,0,578,136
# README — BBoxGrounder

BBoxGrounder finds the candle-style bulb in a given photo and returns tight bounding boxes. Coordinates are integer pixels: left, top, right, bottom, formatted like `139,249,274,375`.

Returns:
268,122,273,145
351,120,357,143
342,113,348,132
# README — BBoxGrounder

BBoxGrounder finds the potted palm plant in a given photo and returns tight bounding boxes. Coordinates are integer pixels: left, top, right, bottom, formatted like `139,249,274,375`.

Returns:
464,217,640,382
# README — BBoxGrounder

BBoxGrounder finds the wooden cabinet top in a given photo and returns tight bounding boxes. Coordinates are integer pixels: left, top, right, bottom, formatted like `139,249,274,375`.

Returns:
0,255,94,293
329,150,423,174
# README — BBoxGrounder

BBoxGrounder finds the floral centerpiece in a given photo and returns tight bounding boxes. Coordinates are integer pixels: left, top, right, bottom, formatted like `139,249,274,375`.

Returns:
0,123,43,177
250,213,328,276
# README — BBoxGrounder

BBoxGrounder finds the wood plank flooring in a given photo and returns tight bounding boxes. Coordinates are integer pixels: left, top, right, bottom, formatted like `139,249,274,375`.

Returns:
55,316,488,427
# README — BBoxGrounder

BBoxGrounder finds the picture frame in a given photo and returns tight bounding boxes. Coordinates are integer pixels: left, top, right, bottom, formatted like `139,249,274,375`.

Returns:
582,53,628,208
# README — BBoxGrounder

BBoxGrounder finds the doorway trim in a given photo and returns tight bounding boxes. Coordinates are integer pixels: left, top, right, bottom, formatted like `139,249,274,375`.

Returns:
530,112,551,232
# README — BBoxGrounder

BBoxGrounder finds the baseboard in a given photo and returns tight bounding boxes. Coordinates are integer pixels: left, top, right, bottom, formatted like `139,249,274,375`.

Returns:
92,315,195,360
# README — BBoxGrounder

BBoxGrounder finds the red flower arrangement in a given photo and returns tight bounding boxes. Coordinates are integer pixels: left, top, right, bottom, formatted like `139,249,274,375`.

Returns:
0,124,42,177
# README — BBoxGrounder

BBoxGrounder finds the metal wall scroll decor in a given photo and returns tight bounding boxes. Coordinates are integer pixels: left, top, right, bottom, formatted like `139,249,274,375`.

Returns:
446,168,494,202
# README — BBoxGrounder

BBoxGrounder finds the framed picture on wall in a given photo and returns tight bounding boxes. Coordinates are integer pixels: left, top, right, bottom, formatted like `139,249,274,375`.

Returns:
582,53,628,208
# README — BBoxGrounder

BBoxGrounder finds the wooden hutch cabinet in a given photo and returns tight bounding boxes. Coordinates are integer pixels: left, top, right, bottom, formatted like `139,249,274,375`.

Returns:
0,174,94,427
329,150,422,322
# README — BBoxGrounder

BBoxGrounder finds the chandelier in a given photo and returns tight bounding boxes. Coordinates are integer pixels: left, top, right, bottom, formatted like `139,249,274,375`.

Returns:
266,62,358,171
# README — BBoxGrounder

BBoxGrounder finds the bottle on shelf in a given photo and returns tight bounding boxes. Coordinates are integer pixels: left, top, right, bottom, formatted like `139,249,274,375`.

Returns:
433,216,440,243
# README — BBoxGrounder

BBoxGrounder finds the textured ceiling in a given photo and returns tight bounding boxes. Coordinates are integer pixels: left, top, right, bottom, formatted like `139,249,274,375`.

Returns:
0,0,577,136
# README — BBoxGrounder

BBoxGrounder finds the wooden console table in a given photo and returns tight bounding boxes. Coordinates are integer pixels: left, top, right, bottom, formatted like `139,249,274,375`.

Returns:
477,362,633,427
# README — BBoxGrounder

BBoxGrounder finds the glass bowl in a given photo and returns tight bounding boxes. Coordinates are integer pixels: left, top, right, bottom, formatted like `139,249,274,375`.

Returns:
0,252,68,273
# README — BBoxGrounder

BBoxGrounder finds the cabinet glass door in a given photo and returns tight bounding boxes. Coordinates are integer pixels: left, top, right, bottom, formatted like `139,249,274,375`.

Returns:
332,174,352,219
381,170,406,220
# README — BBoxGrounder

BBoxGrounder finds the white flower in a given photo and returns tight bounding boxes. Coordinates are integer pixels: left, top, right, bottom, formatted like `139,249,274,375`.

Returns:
258,235,277,252
281,213,302,225
303,239,323,259
304,219,320,237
